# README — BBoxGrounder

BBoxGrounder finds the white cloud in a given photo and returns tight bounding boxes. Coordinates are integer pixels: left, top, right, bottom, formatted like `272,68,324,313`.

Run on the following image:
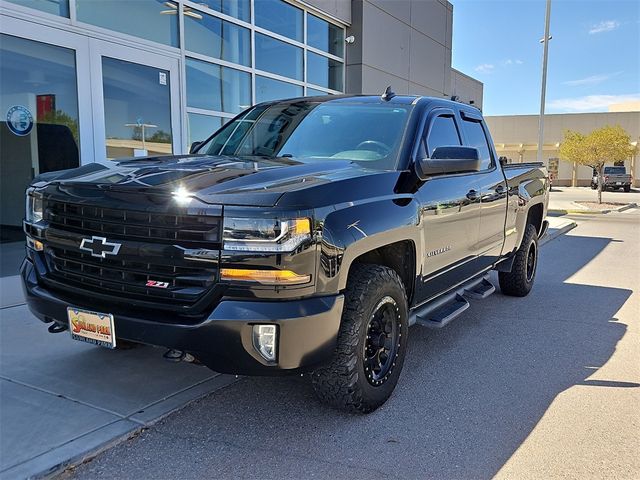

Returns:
503,59,524,66
548,94,640,112
563,71,623,87
474,63,494,74
589,20,620,34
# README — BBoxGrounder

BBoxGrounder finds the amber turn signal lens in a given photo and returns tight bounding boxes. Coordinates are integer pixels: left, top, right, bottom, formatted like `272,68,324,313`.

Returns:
292,218,311,235
220,268,310,285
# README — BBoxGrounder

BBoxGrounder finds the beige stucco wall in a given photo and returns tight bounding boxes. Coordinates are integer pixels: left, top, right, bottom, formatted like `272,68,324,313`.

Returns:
485,112,640,187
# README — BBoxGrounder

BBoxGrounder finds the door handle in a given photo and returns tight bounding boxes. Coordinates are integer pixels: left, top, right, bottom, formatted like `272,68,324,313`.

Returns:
466,189,479,201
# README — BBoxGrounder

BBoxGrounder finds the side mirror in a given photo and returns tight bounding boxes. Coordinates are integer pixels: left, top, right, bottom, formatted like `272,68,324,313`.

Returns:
415,146,482,180
499,156,508,166
189,141,202,154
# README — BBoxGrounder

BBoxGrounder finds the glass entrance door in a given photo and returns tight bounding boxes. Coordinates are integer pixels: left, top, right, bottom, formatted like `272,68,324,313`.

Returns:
89,41,181,162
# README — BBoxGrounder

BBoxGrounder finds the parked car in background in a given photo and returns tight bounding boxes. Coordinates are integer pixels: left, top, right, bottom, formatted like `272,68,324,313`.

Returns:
592,166,632,192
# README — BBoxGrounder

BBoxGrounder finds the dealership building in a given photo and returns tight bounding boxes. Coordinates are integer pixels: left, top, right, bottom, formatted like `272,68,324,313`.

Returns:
0,0,482,278
486,104,640,187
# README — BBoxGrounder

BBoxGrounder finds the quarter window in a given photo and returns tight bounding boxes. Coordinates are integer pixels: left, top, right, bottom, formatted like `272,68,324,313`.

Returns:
461,118,492,169
426,115,461,156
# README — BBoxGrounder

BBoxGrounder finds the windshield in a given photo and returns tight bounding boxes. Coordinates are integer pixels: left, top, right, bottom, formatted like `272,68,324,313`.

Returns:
196,101,412,170
604,167,626,174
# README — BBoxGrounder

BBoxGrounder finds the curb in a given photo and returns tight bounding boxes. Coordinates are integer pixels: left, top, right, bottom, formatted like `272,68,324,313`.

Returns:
6,375,239,480
539,220,577,246
548,202,637,215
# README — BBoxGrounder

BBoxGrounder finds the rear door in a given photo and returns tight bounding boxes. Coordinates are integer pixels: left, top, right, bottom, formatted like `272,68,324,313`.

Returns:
459,110,508,268
414,108,482,304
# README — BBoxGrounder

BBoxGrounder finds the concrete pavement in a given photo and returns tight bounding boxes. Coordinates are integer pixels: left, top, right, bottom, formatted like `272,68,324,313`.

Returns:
63,211,640,479
0,217,577,479
549,186,640,213
0,305,236,479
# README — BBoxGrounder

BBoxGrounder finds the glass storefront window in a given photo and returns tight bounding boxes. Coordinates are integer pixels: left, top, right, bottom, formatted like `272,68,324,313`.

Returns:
194,0,250,22
255,76,303,103
5,0,69,17
102,57,173,159
307,52,343,91
187,113,223,147
186,58,251,113
255,33,302,81
307,14,344,57
254,0,303,42
184,12,251,67
76,0,179,47
307,88,330,96
0,34,80,277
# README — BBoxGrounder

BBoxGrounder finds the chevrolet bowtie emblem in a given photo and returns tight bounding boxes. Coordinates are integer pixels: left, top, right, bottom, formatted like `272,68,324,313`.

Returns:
79,236,122,258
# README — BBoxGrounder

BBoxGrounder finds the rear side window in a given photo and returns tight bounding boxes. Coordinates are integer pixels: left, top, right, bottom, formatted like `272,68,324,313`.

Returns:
461,118,492,170
426,115,461,156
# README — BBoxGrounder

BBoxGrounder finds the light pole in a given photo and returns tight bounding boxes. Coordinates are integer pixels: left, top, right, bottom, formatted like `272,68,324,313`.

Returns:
537,0,552,163
125,122,158,151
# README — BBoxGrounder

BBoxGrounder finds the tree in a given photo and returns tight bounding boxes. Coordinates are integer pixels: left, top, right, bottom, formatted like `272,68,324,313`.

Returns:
558,125,634,203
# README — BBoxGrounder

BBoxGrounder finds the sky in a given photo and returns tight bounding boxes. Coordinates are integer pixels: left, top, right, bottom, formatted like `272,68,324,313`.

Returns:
450,0,640,116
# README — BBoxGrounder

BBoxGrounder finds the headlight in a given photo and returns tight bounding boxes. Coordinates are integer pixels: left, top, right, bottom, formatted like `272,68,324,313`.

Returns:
25,190,43,223
223,217,311,252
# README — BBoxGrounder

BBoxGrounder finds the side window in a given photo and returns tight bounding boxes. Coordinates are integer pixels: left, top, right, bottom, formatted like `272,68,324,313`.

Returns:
426,115,461,156
461,118,492,169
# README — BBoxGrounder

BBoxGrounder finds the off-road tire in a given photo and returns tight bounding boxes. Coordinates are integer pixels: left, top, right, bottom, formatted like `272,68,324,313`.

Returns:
624,185,631,192
311,264,408,414
499,223,538,297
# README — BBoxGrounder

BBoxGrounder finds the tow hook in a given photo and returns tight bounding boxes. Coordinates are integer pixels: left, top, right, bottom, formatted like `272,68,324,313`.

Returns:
48,323,68,334
163,349,200,364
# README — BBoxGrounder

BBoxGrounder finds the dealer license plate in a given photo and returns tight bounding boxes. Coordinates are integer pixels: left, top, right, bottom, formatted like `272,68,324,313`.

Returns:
616,182,622,185
67,307,116,349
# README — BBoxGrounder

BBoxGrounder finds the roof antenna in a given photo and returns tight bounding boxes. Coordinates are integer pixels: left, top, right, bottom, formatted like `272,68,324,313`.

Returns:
381,85,396,101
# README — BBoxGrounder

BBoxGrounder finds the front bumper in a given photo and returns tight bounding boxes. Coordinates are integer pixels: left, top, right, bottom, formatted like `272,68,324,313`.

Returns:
21,259,343,375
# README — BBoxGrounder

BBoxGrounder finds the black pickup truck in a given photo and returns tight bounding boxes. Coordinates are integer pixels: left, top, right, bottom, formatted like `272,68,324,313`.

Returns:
22,94,549,413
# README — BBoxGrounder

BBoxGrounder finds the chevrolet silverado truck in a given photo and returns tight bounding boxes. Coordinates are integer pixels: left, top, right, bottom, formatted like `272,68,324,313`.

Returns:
22,94,549,413
591,166,632,192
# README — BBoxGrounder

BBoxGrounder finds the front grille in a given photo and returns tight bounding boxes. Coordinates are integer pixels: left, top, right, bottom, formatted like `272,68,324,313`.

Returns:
41,197,221,310
44,198,220,246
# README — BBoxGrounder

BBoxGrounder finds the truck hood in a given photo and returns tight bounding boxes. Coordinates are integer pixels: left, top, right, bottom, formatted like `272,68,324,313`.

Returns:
34,154,399,208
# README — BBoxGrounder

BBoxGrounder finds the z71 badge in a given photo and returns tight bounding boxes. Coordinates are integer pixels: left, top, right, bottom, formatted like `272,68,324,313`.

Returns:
146,280,170,288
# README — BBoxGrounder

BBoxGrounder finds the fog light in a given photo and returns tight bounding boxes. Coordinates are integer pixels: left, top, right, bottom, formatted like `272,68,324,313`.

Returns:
253,324,277,362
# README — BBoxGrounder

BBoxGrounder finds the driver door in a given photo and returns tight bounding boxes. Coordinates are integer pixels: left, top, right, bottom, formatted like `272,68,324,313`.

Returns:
414,109,482,304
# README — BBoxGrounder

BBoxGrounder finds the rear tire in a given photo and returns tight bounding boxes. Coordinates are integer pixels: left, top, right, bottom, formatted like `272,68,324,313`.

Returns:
311,264,408,414
499,223,538,297
624,185,631,192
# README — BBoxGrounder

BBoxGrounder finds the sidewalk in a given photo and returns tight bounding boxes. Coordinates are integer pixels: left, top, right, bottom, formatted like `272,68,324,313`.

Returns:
548,187,640,214
0,218,576,479
0,288,236,479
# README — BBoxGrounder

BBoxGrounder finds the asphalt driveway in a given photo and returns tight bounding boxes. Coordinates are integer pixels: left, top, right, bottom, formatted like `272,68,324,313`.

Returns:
64,210,640,479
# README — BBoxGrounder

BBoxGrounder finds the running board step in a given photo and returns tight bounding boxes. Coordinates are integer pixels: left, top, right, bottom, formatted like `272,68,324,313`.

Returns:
463,278,496,299
415,294,470,329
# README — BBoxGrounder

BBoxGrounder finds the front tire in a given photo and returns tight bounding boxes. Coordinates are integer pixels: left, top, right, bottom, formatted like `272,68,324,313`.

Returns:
311,264,408,414
624,185,631,192
499,223,539,297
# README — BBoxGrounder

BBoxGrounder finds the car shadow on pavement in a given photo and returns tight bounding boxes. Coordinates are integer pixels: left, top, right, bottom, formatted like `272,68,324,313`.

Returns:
71,232,633,480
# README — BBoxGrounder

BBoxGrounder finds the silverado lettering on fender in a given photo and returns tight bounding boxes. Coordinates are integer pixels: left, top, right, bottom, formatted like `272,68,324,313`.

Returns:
22,94,549,413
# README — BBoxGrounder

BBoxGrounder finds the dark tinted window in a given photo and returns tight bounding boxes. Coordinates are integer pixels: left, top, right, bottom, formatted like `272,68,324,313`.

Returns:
461,118,492,169
604,166,626,174
426,115,461,156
